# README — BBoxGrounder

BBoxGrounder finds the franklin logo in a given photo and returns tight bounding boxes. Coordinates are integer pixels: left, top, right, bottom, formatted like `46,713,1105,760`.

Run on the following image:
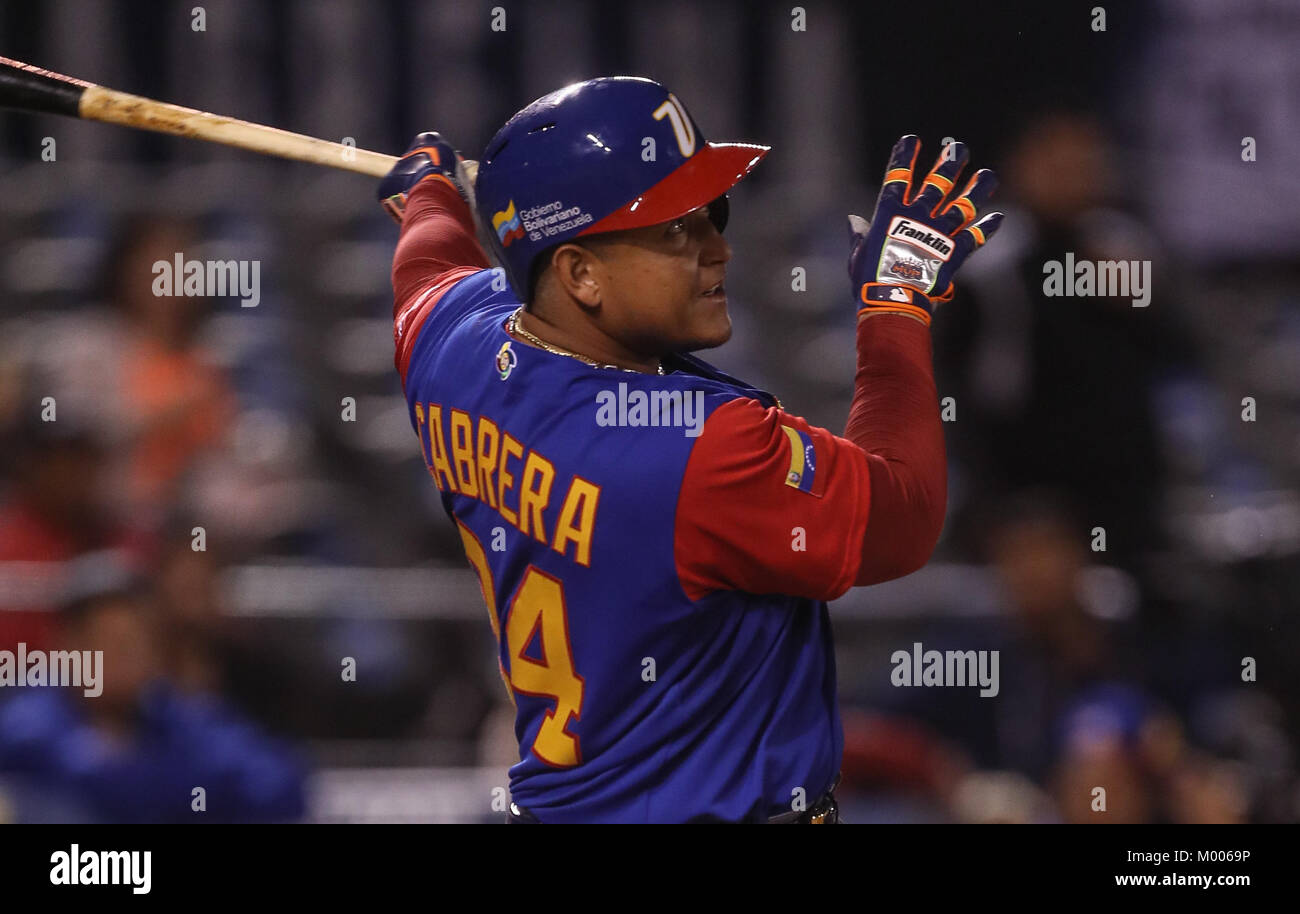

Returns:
496,341,518,380
887,216,954,261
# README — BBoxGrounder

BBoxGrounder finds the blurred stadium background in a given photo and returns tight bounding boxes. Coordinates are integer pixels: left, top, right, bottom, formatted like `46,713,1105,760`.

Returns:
0,0,1297,823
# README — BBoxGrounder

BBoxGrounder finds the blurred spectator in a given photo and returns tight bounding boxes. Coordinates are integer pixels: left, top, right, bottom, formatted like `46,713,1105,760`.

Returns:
949,770,1058,824
153,536,230,697
1049,684,1252,824
97,215,236,520
149,533,307,735
1186,690,1297,824
0,416,150,651
1050,684,1167,823
0,555,307,823
887,493,1145,781
837,710,973,823
935,110,1202,577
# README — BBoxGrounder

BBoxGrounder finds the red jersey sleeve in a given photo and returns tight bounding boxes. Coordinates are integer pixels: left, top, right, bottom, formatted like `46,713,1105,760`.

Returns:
392,176,493,385
673,312,947,603
674,399,872,602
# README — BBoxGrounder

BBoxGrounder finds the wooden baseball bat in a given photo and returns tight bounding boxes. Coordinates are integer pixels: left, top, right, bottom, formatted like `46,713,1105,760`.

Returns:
0,56,479,183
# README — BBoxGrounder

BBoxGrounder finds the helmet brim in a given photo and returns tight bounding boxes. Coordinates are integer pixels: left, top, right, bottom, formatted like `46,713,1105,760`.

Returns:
579,142,769,236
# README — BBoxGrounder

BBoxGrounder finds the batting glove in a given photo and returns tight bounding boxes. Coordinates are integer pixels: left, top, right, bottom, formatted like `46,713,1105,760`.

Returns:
848,135,1003,326
377,131,474,225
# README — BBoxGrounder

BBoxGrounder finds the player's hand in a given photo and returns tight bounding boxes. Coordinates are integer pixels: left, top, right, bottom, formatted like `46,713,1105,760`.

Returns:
377,131,473,225
847,135,1003,326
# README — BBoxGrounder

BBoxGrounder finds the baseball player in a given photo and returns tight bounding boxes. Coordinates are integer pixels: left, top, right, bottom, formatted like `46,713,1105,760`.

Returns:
378,77,1001,823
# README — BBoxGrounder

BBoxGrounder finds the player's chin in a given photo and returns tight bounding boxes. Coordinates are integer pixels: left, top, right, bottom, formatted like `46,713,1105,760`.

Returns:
682,291,732,349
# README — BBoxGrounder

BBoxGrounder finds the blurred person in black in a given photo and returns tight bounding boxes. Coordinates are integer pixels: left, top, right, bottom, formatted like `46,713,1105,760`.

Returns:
917,493,1145,782
985,494,1142,779
865,493,1141,771
933,110,1200,581
865,491,1273,820
985,493,1249,800
0,553,306,823
153,533,246,699
150,531,309,736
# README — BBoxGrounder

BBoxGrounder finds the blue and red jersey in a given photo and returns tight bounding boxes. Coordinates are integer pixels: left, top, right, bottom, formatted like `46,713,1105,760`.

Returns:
389,178,946,823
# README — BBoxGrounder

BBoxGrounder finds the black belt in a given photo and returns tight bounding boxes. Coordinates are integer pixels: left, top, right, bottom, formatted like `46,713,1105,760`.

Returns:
506,775,841,824
506,801,543,824
767,774,840,824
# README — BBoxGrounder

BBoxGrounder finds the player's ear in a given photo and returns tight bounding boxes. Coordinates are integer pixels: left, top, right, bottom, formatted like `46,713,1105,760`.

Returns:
550,242,603,310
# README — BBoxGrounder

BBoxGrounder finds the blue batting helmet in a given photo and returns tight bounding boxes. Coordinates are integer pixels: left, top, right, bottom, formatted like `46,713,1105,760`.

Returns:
473,77,769,301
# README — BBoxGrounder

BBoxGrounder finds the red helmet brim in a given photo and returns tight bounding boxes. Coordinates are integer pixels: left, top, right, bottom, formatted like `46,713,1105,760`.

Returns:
580,142,769,236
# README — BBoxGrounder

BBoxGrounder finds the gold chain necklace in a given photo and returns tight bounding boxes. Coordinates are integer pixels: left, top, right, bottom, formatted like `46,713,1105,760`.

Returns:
506,307,665,376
